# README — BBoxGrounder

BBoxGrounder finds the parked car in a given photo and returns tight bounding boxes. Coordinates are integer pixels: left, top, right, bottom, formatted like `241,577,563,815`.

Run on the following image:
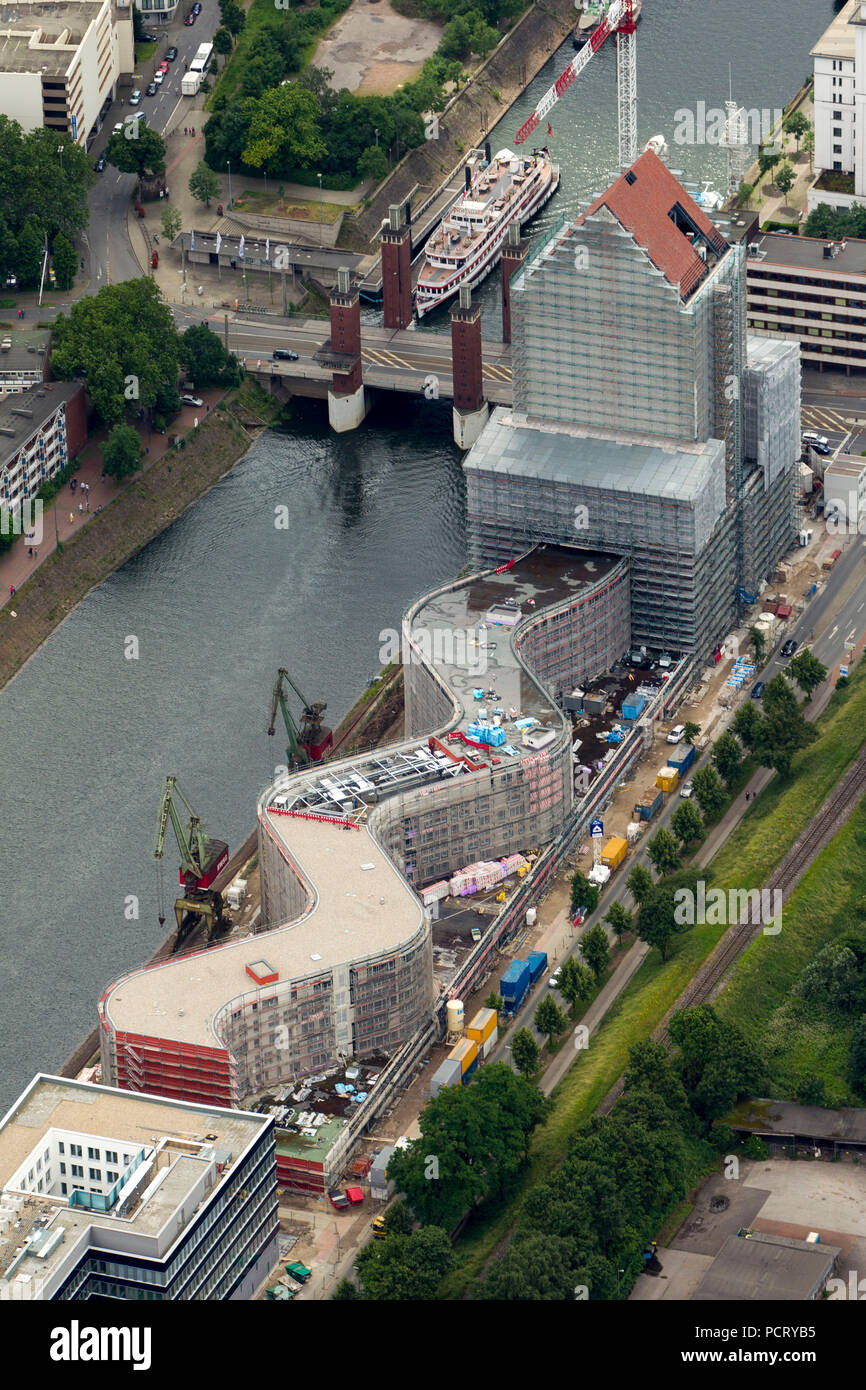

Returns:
811,442,831,456
181,394,204,407
112,121,124,135
666,724,685,744
273,348,299,361
751,681,765,701
802,430,828,448
166,46,178,60
129,89,142,105
184,10,196,21
679,780,693,799
780,639,798,658
158,60,169,71
548,968,562,989
145,81,158,96
153,71,165,85
140,30,159,41
192,2,202,12
93,153,107,172
371,1215,387,1241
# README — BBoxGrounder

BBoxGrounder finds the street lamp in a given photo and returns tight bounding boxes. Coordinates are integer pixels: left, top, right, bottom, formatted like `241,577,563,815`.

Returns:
226,161,233,209
57,144,64,173
374,127,379,147
318,172,323,244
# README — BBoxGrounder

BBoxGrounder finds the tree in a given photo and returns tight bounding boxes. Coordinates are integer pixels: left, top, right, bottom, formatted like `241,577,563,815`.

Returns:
803,127,815,163
783,110,810,151
213,24,233,56
534,994,567,1047
558,956,595,1009
757,673,817,777
646,827,681,877
384,1200,414,1236
626,862,654,907
691,764,726,818
16,216,44,288
354,1226,455,1300
483,991,503,1014
160,205,182,242
737,181,754,207
357,144,389,183
797,943,861,1013
101,422,143,481
219,0,246,36
570,869,598,917
604,900,632,946
774,160,795,199
623,1038,690,1117
106,124,166,184
748,624,766,666
711,730,742,787
851,1015,866,1097
52,231,76,291
242,85,327,175
50,279,180,425
510,1027,541,1077
332,1277,364,1300
758,148,780,178
682,721,701,745
732,699,762,751
635,883,681,962
671,798,704,848
787,649,827,701
189,160,220,207
669,1005,763,1123
580,923,610,981
179,323,241,388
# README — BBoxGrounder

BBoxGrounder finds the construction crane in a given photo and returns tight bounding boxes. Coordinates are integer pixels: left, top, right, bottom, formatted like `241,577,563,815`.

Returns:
516,0,638,169
153,776,230,947
267,668,333,767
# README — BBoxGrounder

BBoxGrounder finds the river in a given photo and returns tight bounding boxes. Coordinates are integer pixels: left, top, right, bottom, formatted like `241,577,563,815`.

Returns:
0,0,836,1109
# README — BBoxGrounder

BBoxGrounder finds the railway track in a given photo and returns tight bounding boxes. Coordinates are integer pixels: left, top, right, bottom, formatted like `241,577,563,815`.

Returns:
598,741,866,1114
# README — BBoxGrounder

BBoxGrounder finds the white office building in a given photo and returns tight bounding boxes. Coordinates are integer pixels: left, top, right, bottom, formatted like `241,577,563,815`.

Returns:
0,0,133,147
810,0,866,211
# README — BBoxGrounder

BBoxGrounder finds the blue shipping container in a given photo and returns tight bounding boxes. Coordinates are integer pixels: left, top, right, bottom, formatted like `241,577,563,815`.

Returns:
621,693,646,720
525,950,548,984
500,959,531,1009
462,1055,478,1083
668,742,696,773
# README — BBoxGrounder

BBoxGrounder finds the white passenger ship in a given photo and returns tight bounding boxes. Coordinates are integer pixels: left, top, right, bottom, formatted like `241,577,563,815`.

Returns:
414,145,559,319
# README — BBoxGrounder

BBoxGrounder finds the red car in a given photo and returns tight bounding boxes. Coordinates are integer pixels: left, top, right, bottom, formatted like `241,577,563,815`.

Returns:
184,11,196,21
158,60,169,71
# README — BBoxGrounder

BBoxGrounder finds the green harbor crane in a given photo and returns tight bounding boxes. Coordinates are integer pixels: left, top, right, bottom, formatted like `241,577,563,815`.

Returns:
267,667,333,767
153,775,230,947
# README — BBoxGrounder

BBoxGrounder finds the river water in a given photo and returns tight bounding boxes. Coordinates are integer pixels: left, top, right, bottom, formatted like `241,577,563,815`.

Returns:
0,0,835,1109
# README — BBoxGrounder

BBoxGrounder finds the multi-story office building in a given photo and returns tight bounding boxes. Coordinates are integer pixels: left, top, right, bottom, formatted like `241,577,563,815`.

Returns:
133,0,180,26
0,0,132,146
0,381,87,508
747,231,866,373
99,546,634,1107
464,148,800,653
0,1075,278,1300
811,0,860,189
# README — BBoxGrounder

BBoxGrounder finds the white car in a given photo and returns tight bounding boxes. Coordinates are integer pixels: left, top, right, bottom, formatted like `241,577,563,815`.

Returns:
129,89,142,105
153,70,165,85
666,724,685,744
548,969,562,989
181,394,204,407
679,780,693,799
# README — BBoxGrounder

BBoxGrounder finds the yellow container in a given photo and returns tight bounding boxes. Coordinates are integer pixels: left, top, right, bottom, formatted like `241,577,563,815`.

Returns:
467,1007,497,1045
656,765,679,791
449,1037,478,1074
600,836,627,870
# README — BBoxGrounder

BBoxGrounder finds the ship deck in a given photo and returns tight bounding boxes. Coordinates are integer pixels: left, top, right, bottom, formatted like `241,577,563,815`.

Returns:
419,155,551,288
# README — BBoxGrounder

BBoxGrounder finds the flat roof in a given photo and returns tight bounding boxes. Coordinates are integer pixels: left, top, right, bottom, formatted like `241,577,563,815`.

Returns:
729,1098,866,1146
748,232,866,277
0,382,80,459
0,2,103,72
692,1232,839,1301
811,0,858,58
274,1114,346,1163
0,1075,269,1291
101,817,426,1046
0,331,51,373
826,454,866,477
410,544,617,740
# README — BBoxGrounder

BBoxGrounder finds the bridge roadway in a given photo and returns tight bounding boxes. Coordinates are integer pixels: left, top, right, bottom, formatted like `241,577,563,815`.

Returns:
210,312,515,405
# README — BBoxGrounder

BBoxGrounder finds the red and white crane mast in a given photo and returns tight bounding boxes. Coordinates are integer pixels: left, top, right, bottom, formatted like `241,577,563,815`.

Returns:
515,0,639,169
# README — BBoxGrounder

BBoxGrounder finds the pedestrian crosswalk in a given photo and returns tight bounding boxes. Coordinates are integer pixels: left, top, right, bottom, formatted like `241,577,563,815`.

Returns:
483,363,512,382
801,405,860,432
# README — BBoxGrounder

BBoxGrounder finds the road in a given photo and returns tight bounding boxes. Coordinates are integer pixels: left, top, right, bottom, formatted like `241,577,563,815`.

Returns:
82,9,221,289
494,529,866,1074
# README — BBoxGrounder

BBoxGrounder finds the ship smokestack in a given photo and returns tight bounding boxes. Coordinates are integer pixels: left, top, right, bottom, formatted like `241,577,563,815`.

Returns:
484,141,492,164
464,166,472,191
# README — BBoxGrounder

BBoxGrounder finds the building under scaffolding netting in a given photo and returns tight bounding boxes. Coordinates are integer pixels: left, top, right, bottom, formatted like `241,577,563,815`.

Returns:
464,148,800,662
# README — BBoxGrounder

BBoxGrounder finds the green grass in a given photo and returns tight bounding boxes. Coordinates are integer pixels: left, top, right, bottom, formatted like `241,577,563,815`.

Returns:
134,42,157,63
441,664,866,1296
230,189,347,224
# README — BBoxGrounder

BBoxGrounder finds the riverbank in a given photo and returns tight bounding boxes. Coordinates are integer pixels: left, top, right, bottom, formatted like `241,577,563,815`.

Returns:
0,383,281,693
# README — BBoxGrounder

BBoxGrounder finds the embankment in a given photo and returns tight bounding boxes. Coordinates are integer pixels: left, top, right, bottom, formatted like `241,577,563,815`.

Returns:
352,0,576,244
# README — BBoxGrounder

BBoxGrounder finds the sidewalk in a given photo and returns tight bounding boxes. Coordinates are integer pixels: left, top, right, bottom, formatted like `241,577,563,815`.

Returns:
0,391,223,610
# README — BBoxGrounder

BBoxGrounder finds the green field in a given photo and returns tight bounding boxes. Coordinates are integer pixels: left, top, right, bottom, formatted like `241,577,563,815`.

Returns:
441,663,866,1295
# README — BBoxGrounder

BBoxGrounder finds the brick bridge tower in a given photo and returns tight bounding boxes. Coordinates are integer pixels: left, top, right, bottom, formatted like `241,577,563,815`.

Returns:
450,284,488,450
327,266,366,433
381,204,413,331
501,220,528,346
